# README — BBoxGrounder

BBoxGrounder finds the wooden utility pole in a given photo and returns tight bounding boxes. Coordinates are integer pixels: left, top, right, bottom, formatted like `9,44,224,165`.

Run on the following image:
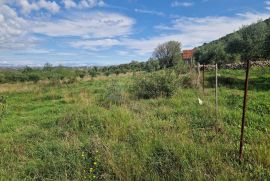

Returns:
215,64,218,121
239,60,251,163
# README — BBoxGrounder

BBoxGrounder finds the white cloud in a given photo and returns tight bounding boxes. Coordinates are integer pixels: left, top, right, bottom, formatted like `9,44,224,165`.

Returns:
62,0,105,9
266,1,270,10
0,5,37,50
79,0,105,8
70,38,120,51
5,0,60,14
37,0,60,13
1,0,269,65
129,12,270,54
171,1,194,7
17,0,39,14
62,0,77,9
88,12,269,55
31,12,135,38
117,50,129,56
134,8,165,16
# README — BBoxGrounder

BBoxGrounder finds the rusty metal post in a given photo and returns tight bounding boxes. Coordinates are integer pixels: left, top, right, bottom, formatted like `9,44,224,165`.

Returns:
215,64,218,121
239,60,251,163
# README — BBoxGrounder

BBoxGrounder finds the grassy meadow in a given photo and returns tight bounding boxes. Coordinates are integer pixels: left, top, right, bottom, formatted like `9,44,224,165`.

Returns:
0,67,269,180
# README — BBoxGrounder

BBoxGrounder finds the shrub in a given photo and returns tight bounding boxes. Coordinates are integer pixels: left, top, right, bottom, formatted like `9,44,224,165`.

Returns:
180,73,198,88
174,61,189,75
75,70,87,79
115,69,121,76
0,74,5,83
47,72,64,81
99,80,126,107
131,70,179,99
5,72,28,82
89,69,97,78
28,73,41,83
104,71,110,76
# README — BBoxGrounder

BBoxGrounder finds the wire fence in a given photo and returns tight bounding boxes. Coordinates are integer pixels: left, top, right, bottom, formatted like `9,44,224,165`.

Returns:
190,60,270,163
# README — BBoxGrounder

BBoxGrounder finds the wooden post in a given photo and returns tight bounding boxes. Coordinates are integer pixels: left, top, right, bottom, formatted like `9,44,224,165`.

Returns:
203,64,205,93
189,58,192,73
197,62,200,87
215,64,218,121
239,60,250,163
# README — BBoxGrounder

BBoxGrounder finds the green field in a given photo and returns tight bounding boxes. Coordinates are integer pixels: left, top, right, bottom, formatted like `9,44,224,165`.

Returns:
0,67,269,180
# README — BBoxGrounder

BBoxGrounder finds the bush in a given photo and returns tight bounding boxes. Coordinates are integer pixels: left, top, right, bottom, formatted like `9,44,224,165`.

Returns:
174,61,189,75
75,70,86,79
28,73,41,83
104,71,110,76
0,74,6,83
5,72,28,82
89,69,97,78
131,70,179,99
47,73,64,81
99,80,126,107
180,73,198,88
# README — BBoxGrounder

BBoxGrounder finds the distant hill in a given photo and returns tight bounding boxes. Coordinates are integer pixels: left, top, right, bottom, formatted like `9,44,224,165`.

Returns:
194,18,270,65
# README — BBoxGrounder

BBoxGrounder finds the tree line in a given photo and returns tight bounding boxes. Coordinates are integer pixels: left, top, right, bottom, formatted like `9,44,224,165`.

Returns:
194,18,270,65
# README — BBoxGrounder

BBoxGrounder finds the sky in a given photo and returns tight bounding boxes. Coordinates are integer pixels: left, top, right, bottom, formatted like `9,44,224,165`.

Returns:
0,0,270,67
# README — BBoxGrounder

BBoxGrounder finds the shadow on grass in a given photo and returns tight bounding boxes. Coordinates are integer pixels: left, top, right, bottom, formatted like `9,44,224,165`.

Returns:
207,76,270,91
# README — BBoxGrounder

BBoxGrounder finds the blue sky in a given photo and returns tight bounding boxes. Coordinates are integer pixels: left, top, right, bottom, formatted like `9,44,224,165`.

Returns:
0,0,269,67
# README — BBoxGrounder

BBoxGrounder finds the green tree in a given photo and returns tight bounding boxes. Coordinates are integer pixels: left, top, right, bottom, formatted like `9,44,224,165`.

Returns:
43,63,53,71
153,41,182,68
195,43,229,65
227,21,269,60
195,19,270,64
263,31,270,58
22,66,33,73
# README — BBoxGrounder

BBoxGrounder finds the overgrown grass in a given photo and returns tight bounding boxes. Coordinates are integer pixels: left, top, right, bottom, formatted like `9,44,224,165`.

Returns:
0,67,269,180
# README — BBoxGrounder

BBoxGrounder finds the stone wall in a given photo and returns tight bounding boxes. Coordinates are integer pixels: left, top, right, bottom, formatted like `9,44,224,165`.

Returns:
199,60,270,70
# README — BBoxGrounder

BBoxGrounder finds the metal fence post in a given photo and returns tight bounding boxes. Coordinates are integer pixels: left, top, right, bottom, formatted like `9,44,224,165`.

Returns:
215,64,218,121
239,60,251,163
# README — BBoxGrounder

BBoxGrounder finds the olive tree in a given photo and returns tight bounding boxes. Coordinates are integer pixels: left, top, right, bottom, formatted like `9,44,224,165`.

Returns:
153,41,182,68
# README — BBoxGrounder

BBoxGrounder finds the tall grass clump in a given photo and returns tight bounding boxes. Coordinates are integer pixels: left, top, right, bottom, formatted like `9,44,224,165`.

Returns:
0,96,6,121
99,80,127,107
131,70,179,99
180,73,198,88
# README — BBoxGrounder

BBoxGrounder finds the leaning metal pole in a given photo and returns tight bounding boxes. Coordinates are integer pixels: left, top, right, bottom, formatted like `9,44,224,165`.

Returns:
239,60,251,163
215,64,218,121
